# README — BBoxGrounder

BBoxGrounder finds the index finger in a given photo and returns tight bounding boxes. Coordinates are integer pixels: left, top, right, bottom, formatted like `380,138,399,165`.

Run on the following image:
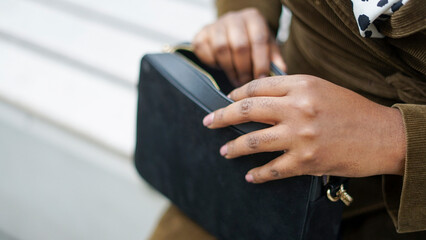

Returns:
226,14,253,85
243,9,270,79
202,97,284,129
228,76,290,101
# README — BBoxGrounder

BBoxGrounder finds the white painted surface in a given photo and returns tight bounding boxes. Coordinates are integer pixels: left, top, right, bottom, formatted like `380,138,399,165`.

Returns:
0,0,216,156
0,40,136,157
0,101,169,240
34,0,215,41
0,0,216,239
0,0,161,85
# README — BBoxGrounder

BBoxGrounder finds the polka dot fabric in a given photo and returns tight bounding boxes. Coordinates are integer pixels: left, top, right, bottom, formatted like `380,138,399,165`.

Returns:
352,0,409,38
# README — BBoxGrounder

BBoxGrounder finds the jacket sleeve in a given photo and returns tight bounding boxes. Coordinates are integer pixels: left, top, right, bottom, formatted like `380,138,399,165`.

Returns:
384,104,426,233
380,1,426,234
215,0,283,35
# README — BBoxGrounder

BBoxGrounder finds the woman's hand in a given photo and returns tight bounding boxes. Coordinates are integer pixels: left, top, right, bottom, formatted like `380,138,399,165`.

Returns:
202,75,406,183
193,8,286,87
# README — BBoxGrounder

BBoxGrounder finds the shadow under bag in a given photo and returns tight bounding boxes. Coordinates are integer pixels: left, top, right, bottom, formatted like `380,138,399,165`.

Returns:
135,48,347,240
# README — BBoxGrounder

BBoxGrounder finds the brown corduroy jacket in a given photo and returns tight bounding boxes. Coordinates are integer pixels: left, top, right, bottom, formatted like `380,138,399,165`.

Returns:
151,1,425,239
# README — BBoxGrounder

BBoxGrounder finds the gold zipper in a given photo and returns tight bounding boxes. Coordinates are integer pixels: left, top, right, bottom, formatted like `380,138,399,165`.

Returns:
162,44,278,90
163,44,221,91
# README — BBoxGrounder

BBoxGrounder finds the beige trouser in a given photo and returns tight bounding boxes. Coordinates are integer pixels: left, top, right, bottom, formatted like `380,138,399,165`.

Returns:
150,205,216,240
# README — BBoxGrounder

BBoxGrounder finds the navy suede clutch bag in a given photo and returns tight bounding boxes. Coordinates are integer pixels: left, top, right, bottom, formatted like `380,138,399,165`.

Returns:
135,46,347,240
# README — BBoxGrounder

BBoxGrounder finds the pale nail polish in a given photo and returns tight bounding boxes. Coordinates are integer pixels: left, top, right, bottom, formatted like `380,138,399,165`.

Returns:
245,174,254,183
203,113,214,126
220,144,228,156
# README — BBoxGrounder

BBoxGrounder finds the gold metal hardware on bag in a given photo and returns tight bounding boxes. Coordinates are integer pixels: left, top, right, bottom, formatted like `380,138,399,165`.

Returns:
163,44,221,90
163,44,194,53
327,184,353,206
163,43,279,91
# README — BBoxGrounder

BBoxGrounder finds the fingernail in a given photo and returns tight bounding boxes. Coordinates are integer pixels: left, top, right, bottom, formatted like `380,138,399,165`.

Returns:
220,144,228,156
203,113,214,126
245,174,254,183
227,94,231,99
259,74,268,79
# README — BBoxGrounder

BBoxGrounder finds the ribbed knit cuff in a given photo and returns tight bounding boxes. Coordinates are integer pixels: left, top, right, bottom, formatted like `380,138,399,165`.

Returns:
383,104,426,233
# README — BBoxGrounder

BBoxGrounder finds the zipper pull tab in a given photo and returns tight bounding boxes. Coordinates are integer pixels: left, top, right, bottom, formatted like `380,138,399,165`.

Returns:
327,184,353,206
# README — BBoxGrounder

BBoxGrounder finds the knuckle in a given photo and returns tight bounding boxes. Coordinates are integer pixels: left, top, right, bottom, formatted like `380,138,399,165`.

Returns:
299,148,318,164
233,42,250,55
261,132,279,144
243,7,261,17
298,127,318,140
239,99,253,116
268,77,283,87
247,135,260,149
302,151,316,162
253,171,265,183
222,11,236,19
258,98,275,109
292,99,317,118
192,40,205,52
251,33,269,45
299,98,314,108
297,78,315,89
192,40,202,49
302,100,318,118
213,42,228,55
246,80,260,97
269,161,287,179
246,132,279,150
269,168,281,179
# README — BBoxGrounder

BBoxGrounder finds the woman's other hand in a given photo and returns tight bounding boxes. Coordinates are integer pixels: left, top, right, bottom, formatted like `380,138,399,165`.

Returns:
202,75,406,183
193,8,286,87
